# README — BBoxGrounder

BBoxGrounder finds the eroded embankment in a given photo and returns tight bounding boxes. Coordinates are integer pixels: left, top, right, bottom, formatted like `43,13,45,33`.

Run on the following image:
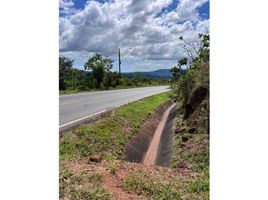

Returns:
124,101,177,166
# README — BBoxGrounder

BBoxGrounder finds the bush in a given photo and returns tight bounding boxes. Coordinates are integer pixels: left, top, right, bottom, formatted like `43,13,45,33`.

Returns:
76,85,89,91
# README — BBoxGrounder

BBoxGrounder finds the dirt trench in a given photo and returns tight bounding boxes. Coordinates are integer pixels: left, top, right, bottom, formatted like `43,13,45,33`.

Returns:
124,101,177,167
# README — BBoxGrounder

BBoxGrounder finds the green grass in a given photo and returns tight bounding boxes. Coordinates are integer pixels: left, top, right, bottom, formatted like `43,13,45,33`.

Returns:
186,167,209,199
59,88,105,95
122,172,180,200
60,92,170,160
69,187,112,200
59,89,80,95
87,173,103,185
59,165,112,199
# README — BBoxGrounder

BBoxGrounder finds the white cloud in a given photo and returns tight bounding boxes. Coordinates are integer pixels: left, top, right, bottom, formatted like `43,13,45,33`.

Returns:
59,0,74,8
59,0,76,15
59,0,209,70
176,0,209,22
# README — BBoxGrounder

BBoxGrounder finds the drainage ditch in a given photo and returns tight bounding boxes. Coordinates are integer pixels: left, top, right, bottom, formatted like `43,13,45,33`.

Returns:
124,100,177,167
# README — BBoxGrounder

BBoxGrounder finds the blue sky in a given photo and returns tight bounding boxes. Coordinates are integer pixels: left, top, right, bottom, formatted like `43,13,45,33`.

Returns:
59,0,209,72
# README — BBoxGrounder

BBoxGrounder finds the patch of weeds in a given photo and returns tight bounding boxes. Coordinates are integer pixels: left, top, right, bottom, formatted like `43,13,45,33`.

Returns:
88,173,102,186
105,153,121,174
105,152,116,161
71,173,84,185
192,151,209,171
60,89,80,95
59,167,73,197
70,187,112,200
59,134,77,159
60,164,108,199
181,151,192,160
187,177,209,193
123,172,180,200
186,167,209,199
110,160,121,174
170,160,177,168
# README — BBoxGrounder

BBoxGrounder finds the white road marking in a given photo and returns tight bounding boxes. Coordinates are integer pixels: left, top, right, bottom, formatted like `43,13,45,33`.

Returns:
59,110,107,128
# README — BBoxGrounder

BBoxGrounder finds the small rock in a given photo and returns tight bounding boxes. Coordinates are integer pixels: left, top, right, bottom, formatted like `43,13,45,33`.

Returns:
89,154,102,163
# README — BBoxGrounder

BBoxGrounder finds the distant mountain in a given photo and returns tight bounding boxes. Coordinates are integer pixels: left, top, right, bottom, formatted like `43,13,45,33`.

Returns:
122,69,172,79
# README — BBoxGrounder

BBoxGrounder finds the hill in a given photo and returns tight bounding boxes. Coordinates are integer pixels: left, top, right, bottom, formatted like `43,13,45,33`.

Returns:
122,69,172,79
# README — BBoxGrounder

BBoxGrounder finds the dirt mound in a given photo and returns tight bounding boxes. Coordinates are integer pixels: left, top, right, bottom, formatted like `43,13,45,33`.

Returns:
184,85,208,119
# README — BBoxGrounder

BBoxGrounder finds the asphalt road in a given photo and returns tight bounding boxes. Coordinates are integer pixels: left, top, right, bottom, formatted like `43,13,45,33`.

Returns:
59,86,170,132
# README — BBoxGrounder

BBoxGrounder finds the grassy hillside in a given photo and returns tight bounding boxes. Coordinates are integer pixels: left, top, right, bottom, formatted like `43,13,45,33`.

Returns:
170,34,210,199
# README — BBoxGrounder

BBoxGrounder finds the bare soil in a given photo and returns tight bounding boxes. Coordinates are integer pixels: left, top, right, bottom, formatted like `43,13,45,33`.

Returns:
60,158,200,200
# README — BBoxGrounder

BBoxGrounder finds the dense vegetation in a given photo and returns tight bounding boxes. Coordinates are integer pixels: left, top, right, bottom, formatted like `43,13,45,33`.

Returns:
59,53,169,94
170,33,209,134
170,34,210,199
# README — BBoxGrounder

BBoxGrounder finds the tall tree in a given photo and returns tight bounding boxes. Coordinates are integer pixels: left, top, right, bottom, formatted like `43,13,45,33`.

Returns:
59,56,73,80
59,56,73,90
84,53,113,88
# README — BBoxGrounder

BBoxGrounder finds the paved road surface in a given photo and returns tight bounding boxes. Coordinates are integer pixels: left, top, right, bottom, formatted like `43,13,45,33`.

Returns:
59,86,170,132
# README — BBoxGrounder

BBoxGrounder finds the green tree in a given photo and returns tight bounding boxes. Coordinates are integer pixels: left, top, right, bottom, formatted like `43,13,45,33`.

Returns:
132,72,144,86
171,34,209,104
178,57,188,66
59,56,74,90
170,57,188,82
198,33,210,62
103,72,120,88
84,53,113,88
59,56,73,80
170,66,182,82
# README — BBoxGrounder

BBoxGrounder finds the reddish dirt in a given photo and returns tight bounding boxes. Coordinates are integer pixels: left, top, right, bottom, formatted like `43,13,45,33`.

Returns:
102,173,141,200
143,103,177,166
60,157,201,200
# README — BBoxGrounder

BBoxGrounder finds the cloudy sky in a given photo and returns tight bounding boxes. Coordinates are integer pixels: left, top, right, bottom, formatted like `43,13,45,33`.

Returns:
59,0,209,72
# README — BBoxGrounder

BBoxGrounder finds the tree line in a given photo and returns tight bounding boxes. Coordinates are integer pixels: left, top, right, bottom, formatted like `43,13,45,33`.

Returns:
59,53,169,92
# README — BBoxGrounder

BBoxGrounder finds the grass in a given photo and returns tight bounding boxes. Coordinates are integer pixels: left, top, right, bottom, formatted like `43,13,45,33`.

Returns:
172,103,209,171
59,165,112,199
69,187,112,200
110,160,121,174
60,92,170,160
122,171,180,200
186,167,209,199
170,98,209,199
59,89,80,95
